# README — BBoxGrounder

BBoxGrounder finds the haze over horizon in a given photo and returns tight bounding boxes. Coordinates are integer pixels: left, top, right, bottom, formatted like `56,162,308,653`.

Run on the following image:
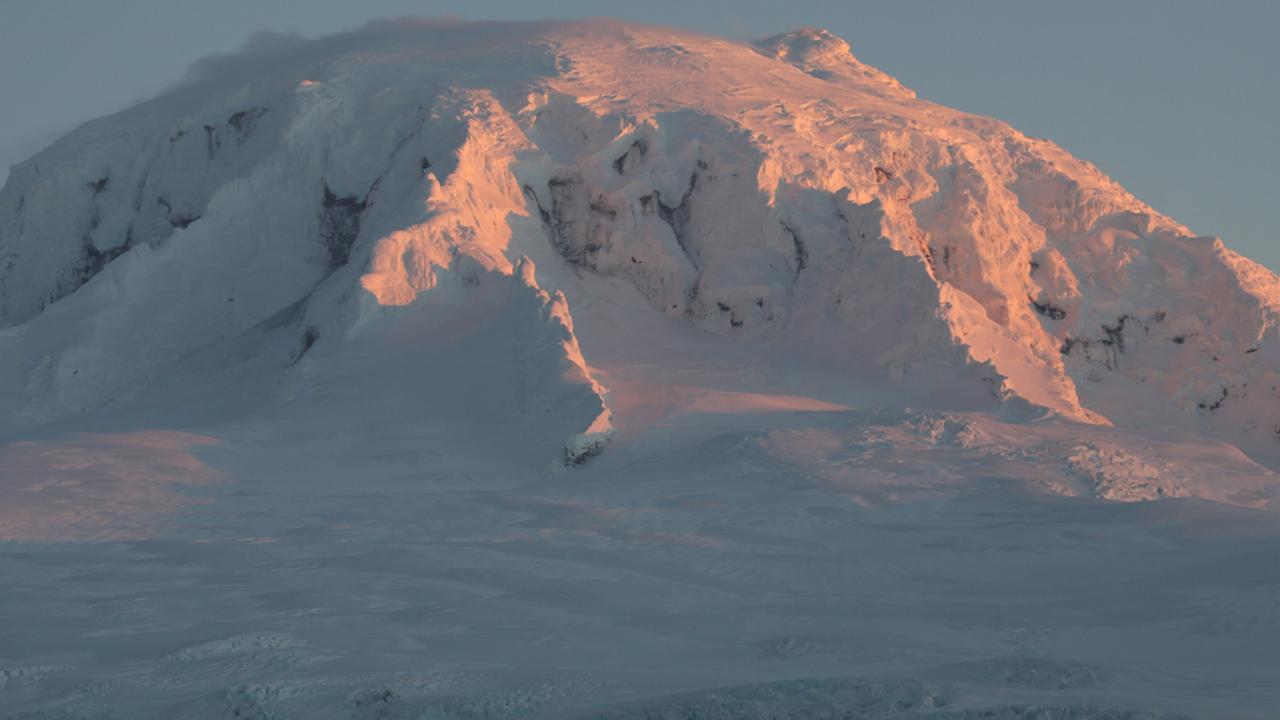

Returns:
1,0,1277,270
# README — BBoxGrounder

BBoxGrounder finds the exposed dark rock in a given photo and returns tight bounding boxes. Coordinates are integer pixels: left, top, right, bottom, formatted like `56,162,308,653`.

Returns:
320,184,367,268
782,221,808,277
198,108,268,160
170,214,201,229
227,108,269,138
1029,296,1067,320
522,184,552,224
656,172,701,271
589,196,617,220
524,177,603,269
565,437,608,467
1100,315,1133,354
927,244,954,273
291,325,320,365
1061,315,1145,370
73,239,131,290
155,196,201,229
203,125,219,159
1198,387,1228,412
612,139,648,175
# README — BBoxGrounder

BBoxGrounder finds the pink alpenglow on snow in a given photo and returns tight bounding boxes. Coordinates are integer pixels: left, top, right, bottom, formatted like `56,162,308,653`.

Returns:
0,18,1277,720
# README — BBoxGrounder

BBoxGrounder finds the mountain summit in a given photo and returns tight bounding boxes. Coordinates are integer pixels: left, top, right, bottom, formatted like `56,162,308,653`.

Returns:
2,18,1279,719
3,18,1277,463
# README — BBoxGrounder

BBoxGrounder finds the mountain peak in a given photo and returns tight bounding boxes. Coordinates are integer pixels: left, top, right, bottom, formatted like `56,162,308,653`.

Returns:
2,19,1277,719
752,26,914,96
755,27,854,63
0,16,1278,465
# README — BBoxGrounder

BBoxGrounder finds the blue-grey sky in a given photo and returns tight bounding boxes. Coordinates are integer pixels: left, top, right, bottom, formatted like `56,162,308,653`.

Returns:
2,0,1275,268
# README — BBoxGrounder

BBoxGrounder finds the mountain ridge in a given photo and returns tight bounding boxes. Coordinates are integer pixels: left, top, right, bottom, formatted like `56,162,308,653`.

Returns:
1,17,1277,467
3,19,1280,719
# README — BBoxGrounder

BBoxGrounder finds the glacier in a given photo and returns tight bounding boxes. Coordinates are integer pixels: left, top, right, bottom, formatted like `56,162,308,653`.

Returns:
0,18,1277,719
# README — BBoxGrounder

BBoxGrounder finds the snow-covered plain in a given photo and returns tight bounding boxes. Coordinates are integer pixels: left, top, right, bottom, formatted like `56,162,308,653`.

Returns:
1,18,1278,719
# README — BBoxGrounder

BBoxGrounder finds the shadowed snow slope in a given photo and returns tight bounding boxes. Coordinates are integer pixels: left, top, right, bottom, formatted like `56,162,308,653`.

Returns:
3,18,1280,455
1,17,1279,720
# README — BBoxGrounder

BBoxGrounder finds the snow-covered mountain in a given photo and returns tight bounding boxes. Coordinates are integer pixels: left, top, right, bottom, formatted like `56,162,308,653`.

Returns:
4,19,1278,462
2,19,1278,719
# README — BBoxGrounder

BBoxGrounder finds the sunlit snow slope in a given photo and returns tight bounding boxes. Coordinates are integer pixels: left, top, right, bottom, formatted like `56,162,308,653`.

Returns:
1,18,1279,719
3,20,1278,462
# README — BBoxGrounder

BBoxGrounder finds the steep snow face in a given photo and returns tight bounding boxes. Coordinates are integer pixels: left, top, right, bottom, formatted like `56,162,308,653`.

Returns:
0,24,612,464
4,20,1280,720
523,22,1280,440
1,18,1278,459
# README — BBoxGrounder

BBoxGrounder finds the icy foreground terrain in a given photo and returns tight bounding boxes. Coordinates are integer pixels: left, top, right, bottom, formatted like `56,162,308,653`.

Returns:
1,18,1278,719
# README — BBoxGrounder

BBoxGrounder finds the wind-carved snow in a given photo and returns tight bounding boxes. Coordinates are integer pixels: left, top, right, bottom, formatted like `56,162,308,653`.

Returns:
0,78,613,464
1066,443,1185,502
1,17,1279,720
5,18,1280,456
